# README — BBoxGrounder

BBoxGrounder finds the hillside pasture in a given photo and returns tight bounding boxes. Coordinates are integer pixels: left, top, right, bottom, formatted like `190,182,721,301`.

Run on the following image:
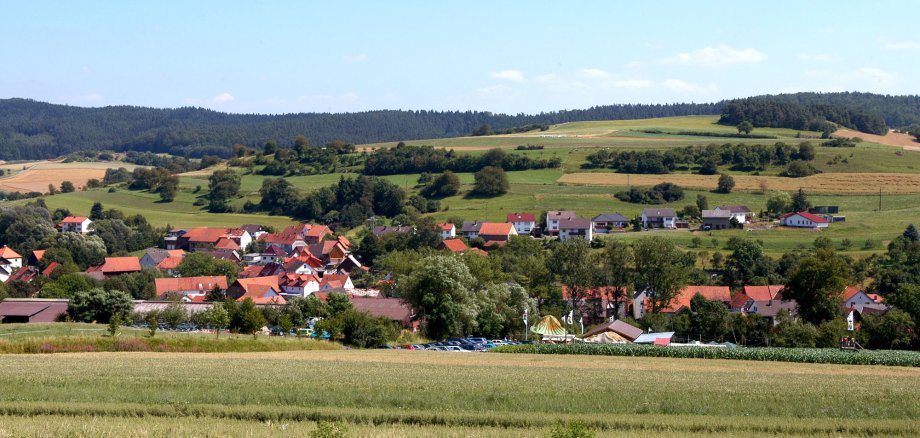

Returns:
0,350,917,436
0,161,143,193
558,172,920,194
836,128,920,150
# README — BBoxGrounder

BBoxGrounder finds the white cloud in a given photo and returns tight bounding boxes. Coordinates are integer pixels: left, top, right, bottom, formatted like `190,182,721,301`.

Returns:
663,79,717,93
610,79,653,89
575,68,609,79
490,69,525,82
878,37,920,49
212,92,235,104
658,44,766,66
344,54,369,62
800,66,900,92
798,53,835,62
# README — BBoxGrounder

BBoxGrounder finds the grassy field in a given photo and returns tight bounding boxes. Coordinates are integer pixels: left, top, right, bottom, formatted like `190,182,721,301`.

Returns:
0,349,917,436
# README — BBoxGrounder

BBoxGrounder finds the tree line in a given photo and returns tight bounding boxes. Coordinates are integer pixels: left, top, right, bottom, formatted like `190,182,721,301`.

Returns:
363,144,560,176
584,142,816,175
719,94,890,135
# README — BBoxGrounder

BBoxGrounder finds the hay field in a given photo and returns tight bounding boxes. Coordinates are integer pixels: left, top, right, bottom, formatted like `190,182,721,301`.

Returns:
836,128,920,150
0,350,917,436
0,161,142,193
559,172,920,194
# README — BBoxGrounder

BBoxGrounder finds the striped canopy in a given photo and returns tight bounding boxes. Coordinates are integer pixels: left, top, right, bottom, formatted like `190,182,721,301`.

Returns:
530,315,566,336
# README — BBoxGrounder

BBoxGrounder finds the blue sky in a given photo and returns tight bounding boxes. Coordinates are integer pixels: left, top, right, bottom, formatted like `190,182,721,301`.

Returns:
2,1,918,114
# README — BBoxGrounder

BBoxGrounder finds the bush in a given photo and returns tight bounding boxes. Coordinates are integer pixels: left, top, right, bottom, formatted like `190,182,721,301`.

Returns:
716,173,735,193
471,166,509,197
615,183,684,204
68,288,133,324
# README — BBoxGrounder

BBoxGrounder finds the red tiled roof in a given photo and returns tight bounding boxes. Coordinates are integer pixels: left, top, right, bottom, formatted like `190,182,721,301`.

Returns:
41,262,61,277
305,225,332,238
440,239,468,253
781,211,828,223
155,276,228,297
478,222,514,236
183,227,234,243
468,248,488,256
730,292,751,309
506,212,535,222
259,233,303,246
663,285,732,313
8,267,37,283
61,216,89,224
157,255,184,270
743,285,785,301
483,240,507,248
0,246,22,259
437,223,455,231
337,235,351,249
87,257,142,274
842,286,863,302
32,250,46,262
562,286,629,300
214,238,240,250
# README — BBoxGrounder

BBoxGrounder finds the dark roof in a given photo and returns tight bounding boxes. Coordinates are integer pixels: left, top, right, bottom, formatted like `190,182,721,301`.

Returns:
702,209,732,219
0,299,68,323
642,208,676,218
593,213,629,223
558,217,592,230
745,299,798,318
582,320,644,341
717,205,751,213
460,221,483,233
547,211,577,220
373,225,414,236
240,224,263,233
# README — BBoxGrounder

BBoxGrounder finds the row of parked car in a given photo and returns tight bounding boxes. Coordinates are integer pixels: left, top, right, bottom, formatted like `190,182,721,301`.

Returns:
381,338,531,351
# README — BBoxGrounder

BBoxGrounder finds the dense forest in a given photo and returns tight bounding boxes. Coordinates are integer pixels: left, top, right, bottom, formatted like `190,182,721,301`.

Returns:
0,99,722,160
719,92,920,135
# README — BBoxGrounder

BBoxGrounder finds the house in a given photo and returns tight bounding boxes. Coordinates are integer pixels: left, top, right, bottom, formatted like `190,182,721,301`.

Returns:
258,233,306,253
478,222,517,242
335,254,364,273
226,277,286,305
641,208,677,229
546,211,577,235
506,213,536,235
842,286,887,314
436,223,456,240
744,299,798,326
634,285,731,316
0,265,13,283
7,266,38,283
372,225,414,237
28,250,45,267
563,286,633,324
581,319,644,343
304,225,333,244
58,216,93,234
744,285,785,301
84,257,142,278
439,239,468,253
0,246,23,271
260,245,288,264
154,276,228,300
558,217,594,241
715,205,753,224
319,273,354,291
701,209,733,230
140,248,185,270
175,227,253,252
779,212,829,229
239,262,284,279
240,224,267,240
282,255,323,276
592,213,629,234
307,240,348,265
460,221,483,239
0,298,69,323
278,273,321,298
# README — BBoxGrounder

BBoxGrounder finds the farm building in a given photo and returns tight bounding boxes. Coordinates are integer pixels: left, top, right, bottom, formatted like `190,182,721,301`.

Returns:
0,298,68,323
779,212,829,229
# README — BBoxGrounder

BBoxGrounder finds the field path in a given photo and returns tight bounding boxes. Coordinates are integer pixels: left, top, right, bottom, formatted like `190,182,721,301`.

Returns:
558,172,920,194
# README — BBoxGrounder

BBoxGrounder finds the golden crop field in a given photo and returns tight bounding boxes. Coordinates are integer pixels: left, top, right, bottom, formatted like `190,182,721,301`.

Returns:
0,349,917,437
0,161,142,193
558,172,920,194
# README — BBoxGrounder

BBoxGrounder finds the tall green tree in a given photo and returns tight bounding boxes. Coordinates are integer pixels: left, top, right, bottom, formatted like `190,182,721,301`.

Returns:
208,170,241,212
791,188,811,212
596,240,634,318
724,240,776,288
633,237,691,313
716,173,735,194
68,288,133,323
783,249,851,324
472,166,509,197
548,239,595,316
398,255,476,340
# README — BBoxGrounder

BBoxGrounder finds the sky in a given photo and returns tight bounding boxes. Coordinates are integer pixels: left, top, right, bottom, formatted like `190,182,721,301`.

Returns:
2,1,919,115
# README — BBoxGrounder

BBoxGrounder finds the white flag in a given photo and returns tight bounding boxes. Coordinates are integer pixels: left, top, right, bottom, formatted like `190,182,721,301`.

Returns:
567,310,574,325
846,311,855,331
522,308,528,323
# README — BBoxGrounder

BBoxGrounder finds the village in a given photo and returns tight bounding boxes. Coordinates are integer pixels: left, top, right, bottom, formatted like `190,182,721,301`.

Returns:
0,203,886,350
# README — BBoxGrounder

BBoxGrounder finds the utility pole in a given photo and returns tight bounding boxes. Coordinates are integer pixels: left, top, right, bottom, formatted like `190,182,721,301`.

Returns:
879,187,882,211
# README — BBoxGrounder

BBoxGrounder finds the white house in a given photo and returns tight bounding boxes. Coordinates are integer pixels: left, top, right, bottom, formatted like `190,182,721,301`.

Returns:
279,273,321,298
641,208,677,229
546,211,577,235
0,246,23,271
558,217,594,241
506,212,536,235
592,213,629,234
437,223,456,240
714,205,753,224
779,212,829,229
59,216,93,234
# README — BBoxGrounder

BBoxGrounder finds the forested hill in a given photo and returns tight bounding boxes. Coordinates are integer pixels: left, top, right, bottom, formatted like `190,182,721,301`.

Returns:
0,99,722,160
719,92,920,136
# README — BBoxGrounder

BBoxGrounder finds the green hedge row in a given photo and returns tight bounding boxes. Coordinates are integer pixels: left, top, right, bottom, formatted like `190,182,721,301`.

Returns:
493,343,920,367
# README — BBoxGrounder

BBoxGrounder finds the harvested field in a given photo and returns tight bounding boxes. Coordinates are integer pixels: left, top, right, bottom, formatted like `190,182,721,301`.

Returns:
836,128,920,150
0,161,142,193
558,172,920,194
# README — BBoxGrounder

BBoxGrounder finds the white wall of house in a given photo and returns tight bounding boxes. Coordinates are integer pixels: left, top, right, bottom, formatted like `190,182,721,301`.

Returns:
781,214,828,229
559,227,594,241
440,227,456,240
511,221,535,235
